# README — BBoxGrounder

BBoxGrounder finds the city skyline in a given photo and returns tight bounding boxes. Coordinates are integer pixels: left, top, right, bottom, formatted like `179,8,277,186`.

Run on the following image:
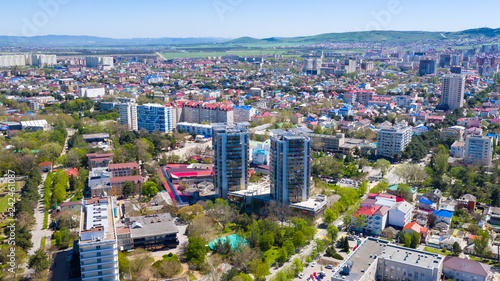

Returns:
1,0,499,39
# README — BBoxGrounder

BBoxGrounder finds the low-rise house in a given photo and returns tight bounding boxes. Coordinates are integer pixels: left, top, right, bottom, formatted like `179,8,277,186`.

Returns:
457,194,476,211
443,256,491,281
402,221,429,243
432,210,453,225
38,161,52,172
419,197,436,211
386,184,417,202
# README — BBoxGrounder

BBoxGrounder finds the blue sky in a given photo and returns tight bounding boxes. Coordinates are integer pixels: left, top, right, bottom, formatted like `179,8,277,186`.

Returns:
1,0,499,38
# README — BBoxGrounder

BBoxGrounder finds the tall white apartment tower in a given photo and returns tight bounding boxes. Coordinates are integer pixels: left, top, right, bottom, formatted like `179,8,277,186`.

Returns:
119,102,138,131
464,135,493,166
79,197,119,281
441,74,465,110
212,123,250,199
270,129,311,204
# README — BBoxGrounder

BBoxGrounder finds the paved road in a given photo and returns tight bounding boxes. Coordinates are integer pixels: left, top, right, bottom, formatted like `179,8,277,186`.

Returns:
29,129,75,256
28,172,50,256
150,225,188,258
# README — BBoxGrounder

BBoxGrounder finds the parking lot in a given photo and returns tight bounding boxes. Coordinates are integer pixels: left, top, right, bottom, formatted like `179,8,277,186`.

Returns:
294,238,360,280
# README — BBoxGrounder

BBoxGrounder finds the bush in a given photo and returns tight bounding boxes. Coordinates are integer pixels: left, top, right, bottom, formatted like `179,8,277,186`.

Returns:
332,253,344,260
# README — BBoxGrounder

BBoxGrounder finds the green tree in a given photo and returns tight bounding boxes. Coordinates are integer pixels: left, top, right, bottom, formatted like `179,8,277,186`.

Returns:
452,241,462,256
402,233,411,248
123,181,134,196
185,237,207,269
352,214,366,230
292,258,303,275
375,159,391,176
327,225,339,244
293,231,307,248
277,247,288,264
410,232,420,248
249,259,270,281
473,230,490,260
142,181,159,198
283,240,295,256
260,233,275,252
323,208,336,224
29,249,50,272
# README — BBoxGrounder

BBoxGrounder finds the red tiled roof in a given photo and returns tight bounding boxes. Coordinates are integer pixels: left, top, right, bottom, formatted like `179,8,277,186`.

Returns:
109,175,144,183
39,161,52,166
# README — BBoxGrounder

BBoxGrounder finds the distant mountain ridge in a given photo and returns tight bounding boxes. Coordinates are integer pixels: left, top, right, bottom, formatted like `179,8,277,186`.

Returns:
225,28,500,45
0,28,498,47
0,35,229,47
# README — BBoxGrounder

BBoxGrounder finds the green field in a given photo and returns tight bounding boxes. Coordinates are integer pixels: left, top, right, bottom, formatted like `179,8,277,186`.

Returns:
161,49,293,59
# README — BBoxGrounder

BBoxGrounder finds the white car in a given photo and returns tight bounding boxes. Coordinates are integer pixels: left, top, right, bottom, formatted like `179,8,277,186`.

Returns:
298,273,304,279
311,261,317,267
325,264,333,269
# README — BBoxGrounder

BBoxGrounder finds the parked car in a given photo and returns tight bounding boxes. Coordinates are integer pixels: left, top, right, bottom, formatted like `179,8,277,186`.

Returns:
298,273,304,279
325,264,333,269
311,261,317,267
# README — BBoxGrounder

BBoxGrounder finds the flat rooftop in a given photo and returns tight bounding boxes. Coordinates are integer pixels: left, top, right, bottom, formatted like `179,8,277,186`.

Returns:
122,213,178,238
332,238,443,281
80,197,116,244
332,239,387,281
290,195,327,212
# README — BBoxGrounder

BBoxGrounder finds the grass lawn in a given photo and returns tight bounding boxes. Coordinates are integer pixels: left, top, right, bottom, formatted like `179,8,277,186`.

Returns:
423,247,453,256
0,195,17,213
264,246,280,265
43,211,49,229
41,236,46,248
469,255,500,266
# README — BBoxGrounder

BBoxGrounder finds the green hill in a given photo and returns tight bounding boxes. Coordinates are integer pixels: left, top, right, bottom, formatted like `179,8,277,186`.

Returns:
224,28,500,46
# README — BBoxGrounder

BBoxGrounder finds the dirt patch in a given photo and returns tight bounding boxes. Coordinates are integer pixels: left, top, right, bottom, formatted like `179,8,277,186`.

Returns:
317,257,341,267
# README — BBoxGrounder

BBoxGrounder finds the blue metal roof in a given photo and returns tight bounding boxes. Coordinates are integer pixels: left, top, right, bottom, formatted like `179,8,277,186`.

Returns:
432,210,453,218
419,198,433,205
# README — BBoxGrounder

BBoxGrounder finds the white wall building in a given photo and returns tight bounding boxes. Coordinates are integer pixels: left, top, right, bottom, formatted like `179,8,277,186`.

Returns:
79,87,105,98
119,102,138,131
450,141,465,158
441,74,465,110
388,201,413,228
177,122,212,137
233,105,257,123
376,124,413,158
79,197,119,281
464,135,493,166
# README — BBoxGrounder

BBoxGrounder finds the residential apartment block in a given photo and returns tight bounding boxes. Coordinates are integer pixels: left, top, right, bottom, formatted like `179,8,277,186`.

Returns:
464,135,494,166
270,128,311,204
441,74,465,110
137,103,174,133
78,197,119,281
119,102,138,131
213,123,250,199
376,124,413,158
